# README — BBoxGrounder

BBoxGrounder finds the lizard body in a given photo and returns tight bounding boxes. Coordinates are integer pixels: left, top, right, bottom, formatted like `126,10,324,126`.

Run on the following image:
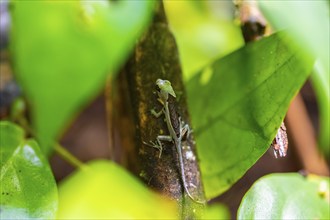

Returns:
144,79,204,204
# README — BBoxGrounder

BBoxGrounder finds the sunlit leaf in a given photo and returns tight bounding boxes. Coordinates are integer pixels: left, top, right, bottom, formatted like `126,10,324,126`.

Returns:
10,0,154,154
164,1,243,80
237,173,330,219
187,32,313,199
0,121,58,219
57,160,178,219
259,0,330,158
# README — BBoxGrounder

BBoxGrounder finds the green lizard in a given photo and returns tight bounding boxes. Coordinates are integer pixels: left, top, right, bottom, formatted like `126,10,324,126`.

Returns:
144,79,205,204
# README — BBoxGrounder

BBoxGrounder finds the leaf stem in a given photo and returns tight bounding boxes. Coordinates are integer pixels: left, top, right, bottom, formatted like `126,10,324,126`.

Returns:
53,143,86,170
16,115,86,170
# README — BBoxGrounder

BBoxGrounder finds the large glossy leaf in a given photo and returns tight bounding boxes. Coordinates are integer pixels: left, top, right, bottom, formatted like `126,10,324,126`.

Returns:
238,173,330,219
259,0,330,158
0,121,58,219
187,32,313,199
57,160,178,219
10,1,154,154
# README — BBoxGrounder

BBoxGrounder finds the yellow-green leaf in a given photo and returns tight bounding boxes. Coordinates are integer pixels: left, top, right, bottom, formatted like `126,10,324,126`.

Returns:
10,1,154,154
57,160,178,219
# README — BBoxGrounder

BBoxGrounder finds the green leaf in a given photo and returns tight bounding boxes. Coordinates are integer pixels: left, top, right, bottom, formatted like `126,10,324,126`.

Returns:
57,160,178,219
187,32,313,199
237,173,330,219
259,0,330,158
10,1,154,154
203,204,230,220
164,1,244,80
0,121,58,219
311,62,330,157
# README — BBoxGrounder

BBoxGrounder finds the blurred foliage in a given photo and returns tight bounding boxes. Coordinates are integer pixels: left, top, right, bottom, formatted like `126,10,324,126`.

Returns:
0,121,58,219
259,0,330,159
10,0,154,155
238,173,330,219
164,1,244,80
203,204,230,219
3,0,329,219
57,160,178,219
187,32,313,199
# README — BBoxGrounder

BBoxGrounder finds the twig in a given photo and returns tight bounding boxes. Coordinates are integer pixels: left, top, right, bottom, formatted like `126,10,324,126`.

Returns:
287,94,329,176
16,115,85,170
53,143,86,170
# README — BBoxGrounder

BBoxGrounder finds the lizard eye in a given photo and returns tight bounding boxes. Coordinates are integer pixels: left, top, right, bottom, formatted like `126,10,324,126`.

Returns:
155,84,160,92
155,79,176,98
156,79,171,88
156,78,166,86
155,79,166,90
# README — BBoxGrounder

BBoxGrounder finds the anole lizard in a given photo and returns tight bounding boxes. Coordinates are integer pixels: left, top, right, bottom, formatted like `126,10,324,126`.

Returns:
144,79,205,204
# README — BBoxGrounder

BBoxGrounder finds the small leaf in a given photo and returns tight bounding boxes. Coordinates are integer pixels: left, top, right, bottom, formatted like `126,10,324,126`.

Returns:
187,32,313,199
10,1,154,154
0,121,58,219
57,160,178,219
237,173,330,219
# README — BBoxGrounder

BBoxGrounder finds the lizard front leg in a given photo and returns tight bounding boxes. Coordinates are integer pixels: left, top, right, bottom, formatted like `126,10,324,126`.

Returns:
179,117,192,140
151,108,164,118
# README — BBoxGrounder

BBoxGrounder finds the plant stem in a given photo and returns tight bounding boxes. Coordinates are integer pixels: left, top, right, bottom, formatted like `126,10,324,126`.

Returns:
287,94,329,176
54,143,86,170
16,115,85,170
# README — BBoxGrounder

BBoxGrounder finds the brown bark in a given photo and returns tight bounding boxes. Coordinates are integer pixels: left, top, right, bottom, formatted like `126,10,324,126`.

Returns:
110,2,205,218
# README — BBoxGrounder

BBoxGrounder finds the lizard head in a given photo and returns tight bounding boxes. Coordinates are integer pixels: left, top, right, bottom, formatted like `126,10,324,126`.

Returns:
155,79,176,101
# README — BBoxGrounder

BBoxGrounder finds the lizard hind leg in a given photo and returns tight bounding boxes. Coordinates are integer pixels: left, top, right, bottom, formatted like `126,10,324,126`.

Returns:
143,135,172,158
179,117,192,140
142,140,163,158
